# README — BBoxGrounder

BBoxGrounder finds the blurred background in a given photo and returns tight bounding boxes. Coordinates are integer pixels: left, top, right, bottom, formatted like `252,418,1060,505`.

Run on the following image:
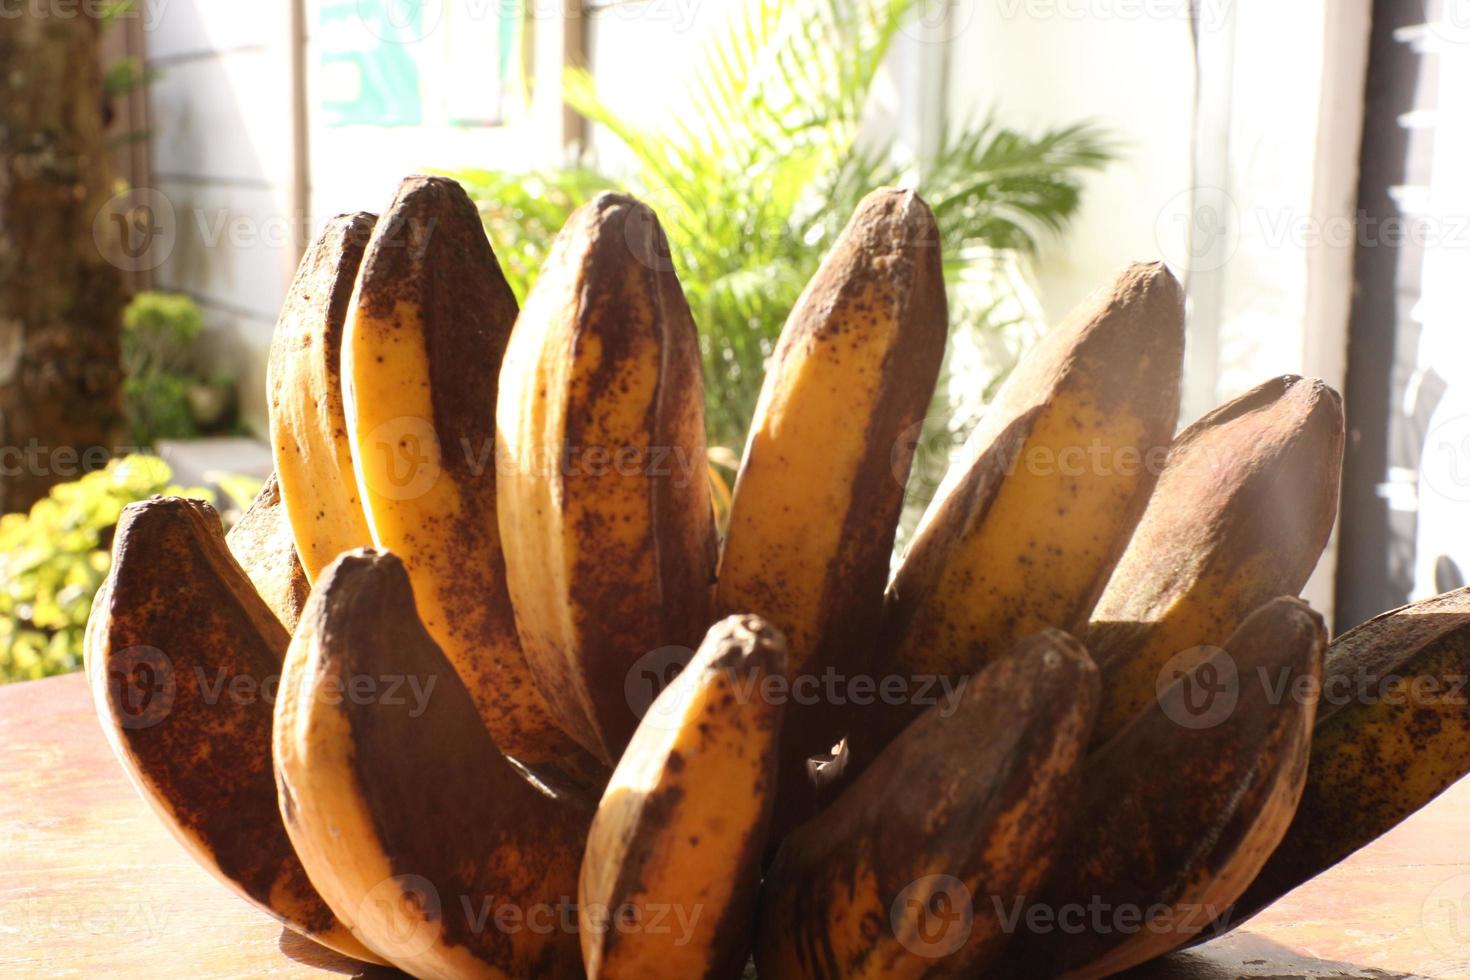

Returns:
0,0,1463,680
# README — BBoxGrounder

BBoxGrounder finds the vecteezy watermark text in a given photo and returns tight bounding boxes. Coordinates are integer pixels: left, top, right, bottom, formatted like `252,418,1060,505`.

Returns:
106,647,440,729
625,645,969,732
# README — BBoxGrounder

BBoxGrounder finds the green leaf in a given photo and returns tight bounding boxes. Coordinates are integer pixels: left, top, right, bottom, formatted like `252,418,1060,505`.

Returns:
444,0,1115,475
0,454,218,684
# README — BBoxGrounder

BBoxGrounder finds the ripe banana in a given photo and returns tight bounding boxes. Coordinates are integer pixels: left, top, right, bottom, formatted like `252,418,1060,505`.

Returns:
862,262,1182,762
755,629,1098,979
268,211,376,580
1084,374,1345,744
844,263,1183,778
342,175,591,775
496,192,719,764
87,497,378,964
714,188,948,793
580,614,787,980
274,548,593,979
225,472,309,631
1232,585,1470,923
1014,596,1325,980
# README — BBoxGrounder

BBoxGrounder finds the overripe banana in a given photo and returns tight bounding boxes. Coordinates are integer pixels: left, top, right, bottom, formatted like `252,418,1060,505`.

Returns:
1231,585,1470,922
81,175,1426,980
862,262,1183,765
579,614,787,980
274,548,593,979
87,497,378,964
268,211,376,580
496,192,718,764
342,175,591,775
756,629,1098,979
714,188,948,794
1084,374,1344,744
225,471,309,631
1013,596,1325,979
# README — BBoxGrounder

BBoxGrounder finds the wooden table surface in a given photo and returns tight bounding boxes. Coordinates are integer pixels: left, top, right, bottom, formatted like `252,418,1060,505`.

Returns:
2,672,1468,978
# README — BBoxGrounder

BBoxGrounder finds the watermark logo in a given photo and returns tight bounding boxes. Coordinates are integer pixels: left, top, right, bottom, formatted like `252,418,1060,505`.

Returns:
1156,646,1238,730
1421,414,1470,504
0,0,171,30
893,414,968,497
94,186,176,273
359,874,443,958
1155,185,1239,275
1422,872,1470,956
581,900,703,944
4,896,171,942
357,0,441,44
900,0,976,44
996,0,1232,32
191,666,438,715
358,415,442,501
1425,0,1470,46
994,896,1234,938
623,644,698,730
892,874,973,958
620,197,678,274
106,645,175,730
623,655,970,731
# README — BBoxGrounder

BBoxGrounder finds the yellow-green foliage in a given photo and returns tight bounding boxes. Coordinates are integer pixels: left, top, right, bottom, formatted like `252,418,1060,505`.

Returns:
0,456,212,682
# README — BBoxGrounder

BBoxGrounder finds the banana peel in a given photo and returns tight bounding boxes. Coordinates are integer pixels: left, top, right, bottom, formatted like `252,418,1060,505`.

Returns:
860,262,1184,770
268,210,377,581
87,497,378,964
1230,585,1470,924
716,188,949,796
580,614,787,980
343,175,596,779
496,192,719,765
225,471,309,632
1013,596,1326,979
756,629,1098,979
1084,374,1344,745
274,548,593,979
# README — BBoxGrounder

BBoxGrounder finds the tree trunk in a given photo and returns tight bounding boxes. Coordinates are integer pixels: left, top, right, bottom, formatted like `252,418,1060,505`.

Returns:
0,13,126,513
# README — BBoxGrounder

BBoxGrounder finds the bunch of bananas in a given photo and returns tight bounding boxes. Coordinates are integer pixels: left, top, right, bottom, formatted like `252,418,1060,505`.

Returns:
86,175,1470,979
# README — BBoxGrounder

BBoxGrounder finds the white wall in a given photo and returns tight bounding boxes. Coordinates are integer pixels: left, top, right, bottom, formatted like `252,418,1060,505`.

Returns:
1199,0,1371,623
584,0,737,169
1200,0,1368,413
943,0,1196,331
942,0,1370,623
145,0,299,434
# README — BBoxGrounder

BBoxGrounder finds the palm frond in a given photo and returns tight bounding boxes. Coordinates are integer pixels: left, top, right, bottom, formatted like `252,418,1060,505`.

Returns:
923,120,1117,253
446,0,1117,460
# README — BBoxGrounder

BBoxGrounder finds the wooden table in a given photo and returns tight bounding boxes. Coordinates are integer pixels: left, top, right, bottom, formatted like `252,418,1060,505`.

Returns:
2,672,1468,978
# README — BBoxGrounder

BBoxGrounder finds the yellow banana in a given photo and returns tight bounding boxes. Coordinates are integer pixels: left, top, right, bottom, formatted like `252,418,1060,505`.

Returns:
274,548,592,979
715,188,948,799
268,211,376,580
1014,596,1325,979
87,497,379,964
580,614,787,980
862,262,1183,764
225,471,309,631
1232,585,1470,922
343,175,592,775
496,192,718,764
755,629,1098,979
1085,374,1344,744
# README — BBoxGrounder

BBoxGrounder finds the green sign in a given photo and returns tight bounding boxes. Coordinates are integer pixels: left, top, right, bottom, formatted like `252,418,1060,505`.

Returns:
318,0,424,128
